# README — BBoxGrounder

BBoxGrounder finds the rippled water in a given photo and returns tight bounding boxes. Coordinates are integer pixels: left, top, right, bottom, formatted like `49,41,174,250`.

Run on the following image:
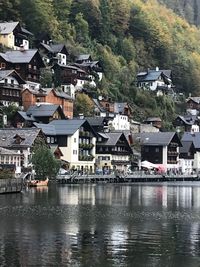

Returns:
1,183,200,266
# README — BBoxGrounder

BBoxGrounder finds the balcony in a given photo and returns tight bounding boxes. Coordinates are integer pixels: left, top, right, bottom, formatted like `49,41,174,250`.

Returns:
79,143,94,150
111,160,131,165
79,155,94,161
79,131,92,138
168,151,179,156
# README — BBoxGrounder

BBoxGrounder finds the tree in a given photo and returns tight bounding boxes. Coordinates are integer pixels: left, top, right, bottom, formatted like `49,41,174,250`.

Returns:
74,93,94,117
31,140,60,180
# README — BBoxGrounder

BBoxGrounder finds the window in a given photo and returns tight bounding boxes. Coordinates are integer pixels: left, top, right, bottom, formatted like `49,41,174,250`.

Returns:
74,138,76,143
1,63,6,69
4,78,8,84
11,79,14,85
33,66,37,70
50,137,54,144
16,65,20,70
155,148,160,152
73,150,77,155
47,137,50,143
28,64,32,69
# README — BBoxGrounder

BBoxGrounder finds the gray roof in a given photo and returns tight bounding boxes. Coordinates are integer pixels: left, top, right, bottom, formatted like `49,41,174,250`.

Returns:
0,147,19,155
0,49,38,63
98,132,123,146
187,97,200,104
0,128,41,148
0,69,25,84
76,54,91,61
17,111,35,122
176,115,198,126
93,99,106,112
86,117,105,127
145,117,162,122
40,43,66,54
114,102,127,114
35,119,86,136
23,88,73,100
180,141,193,154
133,132,177,146
0,22,19,34
182,132,200,149
27,104,60,117
137,69,171,82
34,123,56,136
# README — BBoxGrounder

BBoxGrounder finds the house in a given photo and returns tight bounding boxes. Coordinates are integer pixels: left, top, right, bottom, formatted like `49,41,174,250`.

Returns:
0,70,26,107
0,128,45,173
0,21,33,50
13,104,66,127
173,115,199,133
52,63,90,98
181,132,200,173
76,54,93,64
143,117,162,129
86,116,108,132
0,147,21,175
96,132,133,173
34,119,96,173
179,141,195,174
133,132,182,171
186,97,200,115
21,87,73,118
137,67,173,92
0,49,45,89
38,42,69,66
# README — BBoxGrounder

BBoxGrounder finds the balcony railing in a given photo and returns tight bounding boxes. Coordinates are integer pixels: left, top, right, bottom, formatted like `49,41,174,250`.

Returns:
79,155,94,161
79,143,94,149
79,131,92,138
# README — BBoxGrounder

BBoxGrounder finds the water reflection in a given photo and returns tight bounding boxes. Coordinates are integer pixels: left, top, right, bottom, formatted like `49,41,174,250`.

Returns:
1,183,200,266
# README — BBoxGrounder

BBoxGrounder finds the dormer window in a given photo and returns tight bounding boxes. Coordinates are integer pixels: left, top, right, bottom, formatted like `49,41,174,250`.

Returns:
13,134,25,144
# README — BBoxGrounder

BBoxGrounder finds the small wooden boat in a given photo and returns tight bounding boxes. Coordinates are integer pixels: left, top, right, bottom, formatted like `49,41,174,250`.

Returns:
28,178,49,187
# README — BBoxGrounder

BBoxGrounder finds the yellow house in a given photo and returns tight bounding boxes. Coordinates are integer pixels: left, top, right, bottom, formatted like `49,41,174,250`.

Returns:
0,22,32,50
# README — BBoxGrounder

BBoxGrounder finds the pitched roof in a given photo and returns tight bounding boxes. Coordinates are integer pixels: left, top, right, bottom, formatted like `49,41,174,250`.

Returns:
35,119,86,136
175,115,198,126
137,69,171,82
76,54,91,61
181,132,200,149
180,140,193,154
0,69,26,84
0,128,41,148
54,63,86,73
0,147,19,155
98,132,123,146
187,97,200,104
0,22,19,34
133,132,178,146
17,111,35,122
114,102,128,114
26,104,61,117
0,49,38,63
40,43,67,54
86,116,105,127
145,117,162,122
22,88,73,100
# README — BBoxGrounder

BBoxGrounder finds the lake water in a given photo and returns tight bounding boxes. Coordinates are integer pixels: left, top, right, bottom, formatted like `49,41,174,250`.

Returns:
1,182,200,267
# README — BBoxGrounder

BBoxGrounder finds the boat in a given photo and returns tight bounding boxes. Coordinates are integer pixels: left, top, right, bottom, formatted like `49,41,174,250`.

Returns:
28,178,49,187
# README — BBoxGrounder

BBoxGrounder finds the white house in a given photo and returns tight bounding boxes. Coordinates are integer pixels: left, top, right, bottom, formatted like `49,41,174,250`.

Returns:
35,119,97,173
0,147,21,175
137,67,172,92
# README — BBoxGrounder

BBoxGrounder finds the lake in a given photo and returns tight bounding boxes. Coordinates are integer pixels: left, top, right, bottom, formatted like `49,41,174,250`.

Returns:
1,182,200,267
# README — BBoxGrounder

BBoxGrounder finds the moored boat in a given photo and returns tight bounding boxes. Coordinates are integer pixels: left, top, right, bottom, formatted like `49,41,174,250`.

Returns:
28,178,49,187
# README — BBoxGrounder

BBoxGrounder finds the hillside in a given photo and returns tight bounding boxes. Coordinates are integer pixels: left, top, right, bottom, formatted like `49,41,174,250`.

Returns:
158,0,200,26
1,0,200,125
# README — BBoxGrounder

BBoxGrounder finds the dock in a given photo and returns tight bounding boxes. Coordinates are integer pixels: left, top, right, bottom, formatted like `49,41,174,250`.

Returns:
56,173,200,184
0,178,23,194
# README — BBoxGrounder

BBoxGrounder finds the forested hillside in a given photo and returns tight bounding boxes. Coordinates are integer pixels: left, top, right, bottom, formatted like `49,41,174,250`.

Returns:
159,0,200,26
1,0,200,125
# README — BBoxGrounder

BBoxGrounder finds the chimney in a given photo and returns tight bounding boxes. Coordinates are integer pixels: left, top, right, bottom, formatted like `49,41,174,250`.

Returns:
20,44,25,52
79,113,84,119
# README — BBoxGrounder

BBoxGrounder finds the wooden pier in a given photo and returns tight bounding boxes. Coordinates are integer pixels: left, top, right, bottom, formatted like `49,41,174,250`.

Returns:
0,178,23,194
56,173,200,184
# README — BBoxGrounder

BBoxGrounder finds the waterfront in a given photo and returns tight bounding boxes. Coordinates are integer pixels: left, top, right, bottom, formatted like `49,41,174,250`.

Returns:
1,183,200,266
